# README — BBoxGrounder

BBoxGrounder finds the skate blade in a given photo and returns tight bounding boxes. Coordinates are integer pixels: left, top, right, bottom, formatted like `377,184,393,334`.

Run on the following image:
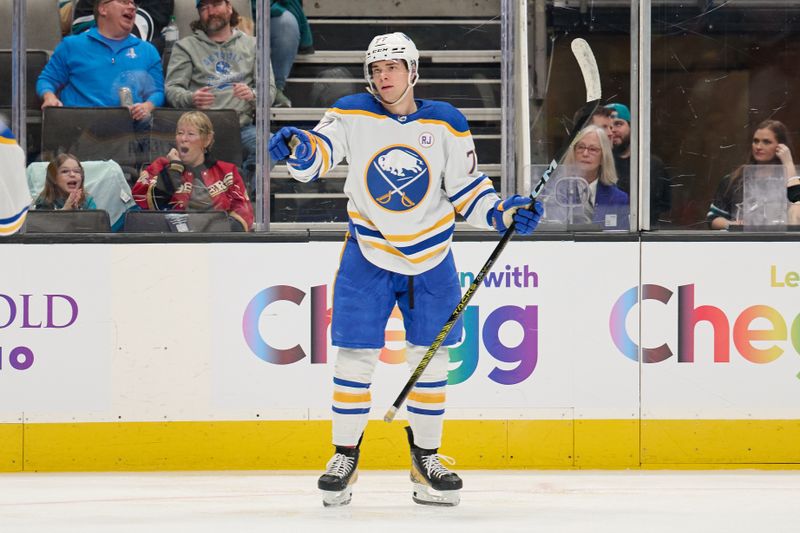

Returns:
321,487,353,507
411,483,460,507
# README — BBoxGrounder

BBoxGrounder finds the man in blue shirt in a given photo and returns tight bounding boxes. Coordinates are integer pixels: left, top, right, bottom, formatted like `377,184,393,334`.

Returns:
37,0,165,122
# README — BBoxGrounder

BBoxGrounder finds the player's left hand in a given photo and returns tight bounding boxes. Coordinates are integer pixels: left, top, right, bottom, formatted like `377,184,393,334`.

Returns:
513,200,543,235
489,195,543,235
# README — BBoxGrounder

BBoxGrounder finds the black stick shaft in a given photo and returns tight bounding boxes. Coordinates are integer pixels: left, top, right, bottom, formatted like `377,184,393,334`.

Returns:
383,98,600,423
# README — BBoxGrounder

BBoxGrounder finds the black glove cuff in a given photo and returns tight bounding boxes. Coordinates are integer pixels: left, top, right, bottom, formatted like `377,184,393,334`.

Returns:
788,184,800,203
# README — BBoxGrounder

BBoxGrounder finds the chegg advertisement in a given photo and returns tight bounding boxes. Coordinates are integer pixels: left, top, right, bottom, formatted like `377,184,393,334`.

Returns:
2,240,800,423
638,241,800,419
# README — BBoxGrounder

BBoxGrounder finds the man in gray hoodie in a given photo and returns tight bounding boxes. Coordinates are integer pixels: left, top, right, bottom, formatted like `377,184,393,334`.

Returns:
165,0,276,191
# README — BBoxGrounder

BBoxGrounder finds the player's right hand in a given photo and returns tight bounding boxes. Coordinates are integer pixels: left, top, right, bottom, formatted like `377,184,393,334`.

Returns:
269,126,312,162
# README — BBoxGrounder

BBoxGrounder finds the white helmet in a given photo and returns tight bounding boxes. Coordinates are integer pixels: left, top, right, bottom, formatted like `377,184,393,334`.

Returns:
364,32,420,103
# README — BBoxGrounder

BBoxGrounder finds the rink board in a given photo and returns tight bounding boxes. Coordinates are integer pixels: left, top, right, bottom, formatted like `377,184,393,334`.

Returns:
1,240,800,470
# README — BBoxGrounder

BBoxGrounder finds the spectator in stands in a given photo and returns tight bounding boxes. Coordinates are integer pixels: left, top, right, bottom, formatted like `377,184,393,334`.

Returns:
34,154,97,211
561,125,629,230
71,0,175,55
133,111,254,231
591,107,613,141
707,119,800,230
606,102,672,227
573,107,613,142
37,0,165,123
0,118,30,237
59,0,75,37
166,0,276,192
254,0,314,107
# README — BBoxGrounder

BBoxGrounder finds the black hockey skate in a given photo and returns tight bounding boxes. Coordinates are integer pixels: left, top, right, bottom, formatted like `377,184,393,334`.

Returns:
318,444,360,507
405,426,462,506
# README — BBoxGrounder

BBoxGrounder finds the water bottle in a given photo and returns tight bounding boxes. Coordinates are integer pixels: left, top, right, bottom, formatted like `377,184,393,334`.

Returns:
118,86,134,107
162,16,179,55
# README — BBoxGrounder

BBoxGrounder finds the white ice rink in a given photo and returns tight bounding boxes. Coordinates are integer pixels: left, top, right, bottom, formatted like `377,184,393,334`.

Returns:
2,470,800,532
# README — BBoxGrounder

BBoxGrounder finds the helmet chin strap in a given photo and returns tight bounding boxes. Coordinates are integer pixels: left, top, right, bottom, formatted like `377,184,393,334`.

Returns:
367,83,412,107
367,72,418,108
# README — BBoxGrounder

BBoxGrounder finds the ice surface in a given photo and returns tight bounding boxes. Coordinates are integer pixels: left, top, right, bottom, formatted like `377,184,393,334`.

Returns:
2,470,799,532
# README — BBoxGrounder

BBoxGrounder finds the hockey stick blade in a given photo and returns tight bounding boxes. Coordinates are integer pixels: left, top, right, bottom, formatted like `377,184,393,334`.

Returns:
383,38,601,423
571,38,601,103
530,39,601,201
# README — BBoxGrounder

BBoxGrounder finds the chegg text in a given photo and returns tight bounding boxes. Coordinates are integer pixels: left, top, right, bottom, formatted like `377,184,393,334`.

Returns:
242,284,539,385
610,283,800,365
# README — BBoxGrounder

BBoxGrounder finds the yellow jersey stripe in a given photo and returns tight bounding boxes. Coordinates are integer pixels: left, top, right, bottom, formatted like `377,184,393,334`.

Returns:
330,108,387,120
365,241,449,264
408,391,446,404
333,391,372,403
454,178,494,212
347,211,377,228
383,211,455,242
418,118,470,138
0,213,26,235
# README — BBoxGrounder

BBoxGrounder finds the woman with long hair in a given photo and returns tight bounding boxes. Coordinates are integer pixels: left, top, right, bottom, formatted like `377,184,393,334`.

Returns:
707,119,799,229
35,153,96,211
560,124,629,229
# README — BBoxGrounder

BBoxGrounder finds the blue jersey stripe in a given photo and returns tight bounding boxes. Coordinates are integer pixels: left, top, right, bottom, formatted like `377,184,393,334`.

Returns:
310,130,335,170
0,206,28,226
415,379,448,388
333,377,371,389
332,406,371,415
407,405,445,416
353,224,454,256
462,188,495,220
449,176,487,203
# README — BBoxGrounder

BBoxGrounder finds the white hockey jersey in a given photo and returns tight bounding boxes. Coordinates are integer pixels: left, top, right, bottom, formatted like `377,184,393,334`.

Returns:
0,121,30,236
286,93,501,275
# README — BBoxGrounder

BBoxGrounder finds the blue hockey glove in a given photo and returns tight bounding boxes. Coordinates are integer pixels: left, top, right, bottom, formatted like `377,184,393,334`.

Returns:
268,126,312,162
513,200,543,235
488,195,543,235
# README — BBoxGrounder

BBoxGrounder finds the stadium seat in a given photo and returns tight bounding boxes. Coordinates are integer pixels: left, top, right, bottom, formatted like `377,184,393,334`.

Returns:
122,210,232,233
0,50,50,110
149,108,243,167
23,209,112,233
41,107,143,170
0,0,62,51
27,160,136,232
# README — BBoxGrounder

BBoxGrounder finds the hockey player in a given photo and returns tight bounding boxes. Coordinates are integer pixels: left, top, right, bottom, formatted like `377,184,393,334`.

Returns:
0,119,30,237
268,32,543,507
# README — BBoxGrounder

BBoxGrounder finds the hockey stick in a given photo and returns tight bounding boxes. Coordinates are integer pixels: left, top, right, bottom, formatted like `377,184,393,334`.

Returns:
384,38,601,423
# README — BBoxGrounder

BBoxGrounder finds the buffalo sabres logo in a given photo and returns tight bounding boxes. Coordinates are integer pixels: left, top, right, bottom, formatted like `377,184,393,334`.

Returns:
365,145,430,211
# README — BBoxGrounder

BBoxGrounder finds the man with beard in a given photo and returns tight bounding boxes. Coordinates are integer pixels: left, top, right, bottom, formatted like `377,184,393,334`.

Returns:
37,0,165,122
606,103,672,227
165,0,276,191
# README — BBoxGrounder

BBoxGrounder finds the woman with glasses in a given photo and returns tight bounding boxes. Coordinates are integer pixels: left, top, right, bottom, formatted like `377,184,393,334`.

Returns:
35,154,97,211
560,124,629,230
